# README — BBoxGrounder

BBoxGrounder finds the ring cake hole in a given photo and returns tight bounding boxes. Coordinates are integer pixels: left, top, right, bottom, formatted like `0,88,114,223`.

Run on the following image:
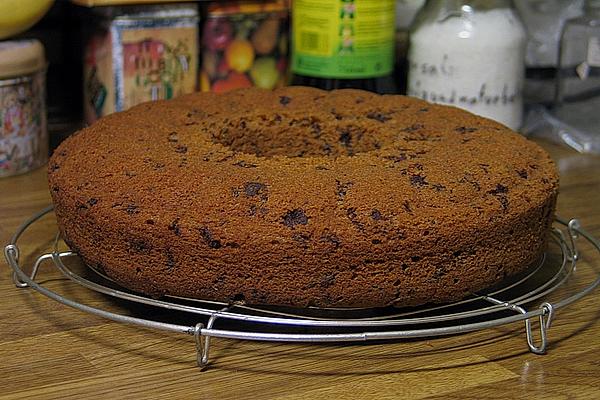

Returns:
208,115,398,158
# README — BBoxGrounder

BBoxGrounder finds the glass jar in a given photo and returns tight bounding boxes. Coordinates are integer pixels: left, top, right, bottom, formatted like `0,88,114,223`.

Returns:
555,0,600,109
407,0,526,130
516,0,583,106
553,0,600,153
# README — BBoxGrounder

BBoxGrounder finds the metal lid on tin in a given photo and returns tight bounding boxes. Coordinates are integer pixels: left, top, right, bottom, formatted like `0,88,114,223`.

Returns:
0,39,46,79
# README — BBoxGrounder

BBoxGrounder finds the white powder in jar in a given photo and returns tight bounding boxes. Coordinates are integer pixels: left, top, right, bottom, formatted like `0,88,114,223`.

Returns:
407,8,526,130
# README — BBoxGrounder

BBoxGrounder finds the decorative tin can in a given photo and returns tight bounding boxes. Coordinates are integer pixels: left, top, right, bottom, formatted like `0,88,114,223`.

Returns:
83,4,199,124
0,40,47,177
200,0,289,92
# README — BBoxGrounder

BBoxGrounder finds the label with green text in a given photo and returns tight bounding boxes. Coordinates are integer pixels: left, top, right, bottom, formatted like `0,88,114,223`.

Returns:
292,0,395,78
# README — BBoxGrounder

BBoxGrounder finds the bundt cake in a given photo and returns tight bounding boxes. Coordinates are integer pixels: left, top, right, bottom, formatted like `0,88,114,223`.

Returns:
48,86,559,308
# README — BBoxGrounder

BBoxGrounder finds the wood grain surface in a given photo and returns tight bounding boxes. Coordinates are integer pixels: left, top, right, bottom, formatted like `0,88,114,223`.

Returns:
1,140,599,400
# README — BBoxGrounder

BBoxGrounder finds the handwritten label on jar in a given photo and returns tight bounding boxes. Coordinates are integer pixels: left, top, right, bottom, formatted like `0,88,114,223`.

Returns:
408,55,519,106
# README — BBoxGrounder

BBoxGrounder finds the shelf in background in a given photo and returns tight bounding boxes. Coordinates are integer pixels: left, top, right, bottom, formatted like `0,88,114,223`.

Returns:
71,0,198,7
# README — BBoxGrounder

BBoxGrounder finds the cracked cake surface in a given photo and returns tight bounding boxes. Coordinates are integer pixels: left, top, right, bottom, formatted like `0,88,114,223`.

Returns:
48,86,559,308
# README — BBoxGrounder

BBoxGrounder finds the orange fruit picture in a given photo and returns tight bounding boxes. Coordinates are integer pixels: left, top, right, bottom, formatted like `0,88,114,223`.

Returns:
224,39,255,73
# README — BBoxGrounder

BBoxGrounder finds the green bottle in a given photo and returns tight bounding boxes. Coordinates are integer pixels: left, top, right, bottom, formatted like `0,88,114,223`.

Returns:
291,0,396,92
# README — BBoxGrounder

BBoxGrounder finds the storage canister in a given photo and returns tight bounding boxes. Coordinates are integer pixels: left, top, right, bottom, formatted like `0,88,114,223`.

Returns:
200,0,290,92
0,39,47,177
83,4,199,124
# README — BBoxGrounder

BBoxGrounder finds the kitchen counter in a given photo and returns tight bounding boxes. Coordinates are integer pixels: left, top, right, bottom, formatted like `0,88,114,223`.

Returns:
1,139,599,399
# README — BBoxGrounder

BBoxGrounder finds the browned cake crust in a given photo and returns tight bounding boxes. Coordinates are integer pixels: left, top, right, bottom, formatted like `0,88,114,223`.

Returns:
48,87,559,308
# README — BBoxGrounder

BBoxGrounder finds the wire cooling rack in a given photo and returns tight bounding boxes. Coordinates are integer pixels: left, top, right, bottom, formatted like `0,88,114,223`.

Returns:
4,205,600,369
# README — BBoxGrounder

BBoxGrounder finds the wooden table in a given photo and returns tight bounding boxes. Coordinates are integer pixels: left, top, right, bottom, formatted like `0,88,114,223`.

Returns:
1,140,599,399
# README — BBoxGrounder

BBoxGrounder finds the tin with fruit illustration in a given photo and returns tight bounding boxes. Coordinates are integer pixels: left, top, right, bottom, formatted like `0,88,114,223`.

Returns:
0,40,48,178
84,4,199,124
201,0,289,92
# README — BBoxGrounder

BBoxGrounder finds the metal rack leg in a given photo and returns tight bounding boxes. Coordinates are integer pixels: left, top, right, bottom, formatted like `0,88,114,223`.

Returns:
524,302,555,354
6,244,74,288
482,295,555,354
194,322,208,369
194,307,229,370
567,219,581,262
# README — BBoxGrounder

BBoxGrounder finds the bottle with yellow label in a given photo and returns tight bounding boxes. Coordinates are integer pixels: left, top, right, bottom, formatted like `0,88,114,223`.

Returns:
291,0,396,92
